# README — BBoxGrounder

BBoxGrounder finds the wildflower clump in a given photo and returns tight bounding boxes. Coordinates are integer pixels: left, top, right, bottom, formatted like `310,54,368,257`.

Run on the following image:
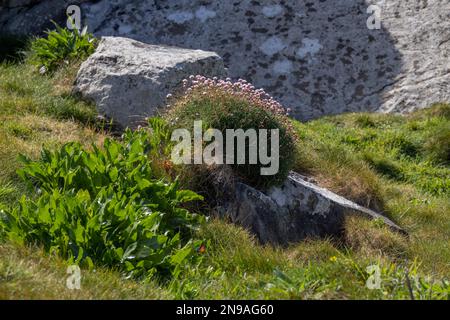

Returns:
166,75,297,189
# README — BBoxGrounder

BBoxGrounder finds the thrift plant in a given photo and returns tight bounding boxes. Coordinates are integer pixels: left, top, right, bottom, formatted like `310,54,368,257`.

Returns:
166,75,297,189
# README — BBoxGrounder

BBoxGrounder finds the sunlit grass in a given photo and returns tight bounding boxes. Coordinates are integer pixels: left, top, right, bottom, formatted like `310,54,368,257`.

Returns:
0,44,448,299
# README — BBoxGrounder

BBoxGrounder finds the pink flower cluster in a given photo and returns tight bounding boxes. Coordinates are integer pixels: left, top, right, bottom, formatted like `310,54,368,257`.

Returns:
179,75,292,117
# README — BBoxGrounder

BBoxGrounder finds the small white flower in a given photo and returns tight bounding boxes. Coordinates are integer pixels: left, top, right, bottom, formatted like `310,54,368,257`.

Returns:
39,66,47,75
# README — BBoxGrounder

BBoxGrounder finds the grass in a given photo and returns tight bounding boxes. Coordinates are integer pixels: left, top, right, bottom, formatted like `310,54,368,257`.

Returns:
0,39,449,299
294,107,450,198
0,63,97,123
0,59,104,206
0,243,169,299
291,106,450,277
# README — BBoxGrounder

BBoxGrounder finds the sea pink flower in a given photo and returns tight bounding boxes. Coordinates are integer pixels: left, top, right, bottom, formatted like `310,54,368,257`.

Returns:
180,76,291,117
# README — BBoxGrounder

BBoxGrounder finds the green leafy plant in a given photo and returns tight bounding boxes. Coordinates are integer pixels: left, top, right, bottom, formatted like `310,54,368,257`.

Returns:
0,127,205,280
29,21,96,73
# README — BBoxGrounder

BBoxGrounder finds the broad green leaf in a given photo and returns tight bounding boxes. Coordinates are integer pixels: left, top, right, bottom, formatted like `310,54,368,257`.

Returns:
176,190,204,203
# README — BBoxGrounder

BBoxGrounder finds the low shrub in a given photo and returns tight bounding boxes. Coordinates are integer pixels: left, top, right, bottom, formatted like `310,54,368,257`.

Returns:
165,76,297,189
0,128,205,280
29,22,96,73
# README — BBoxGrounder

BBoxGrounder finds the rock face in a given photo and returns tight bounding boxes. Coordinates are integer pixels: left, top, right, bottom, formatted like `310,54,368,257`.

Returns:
1,0,449,120
0,1,89,34
73,37,227,128
216,172,404,245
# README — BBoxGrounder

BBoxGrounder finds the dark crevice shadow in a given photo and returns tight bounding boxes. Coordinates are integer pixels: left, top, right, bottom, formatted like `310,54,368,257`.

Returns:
0,34,28,63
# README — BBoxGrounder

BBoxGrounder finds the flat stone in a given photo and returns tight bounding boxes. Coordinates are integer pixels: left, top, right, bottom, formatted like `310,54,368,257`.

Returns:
73,36,227,128
216,171,405,245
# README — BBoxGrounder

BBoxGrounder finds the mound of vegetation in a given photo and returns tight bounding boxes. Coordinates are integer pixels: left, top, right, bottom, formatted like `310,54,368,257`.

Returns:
165,75,297,189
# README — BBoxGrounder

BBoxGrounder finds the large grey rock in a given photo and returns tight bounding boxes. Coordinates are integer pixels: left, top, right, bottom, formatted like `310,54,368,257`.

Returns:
73,36,227,128
216,172,405,245
1,0,449,119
